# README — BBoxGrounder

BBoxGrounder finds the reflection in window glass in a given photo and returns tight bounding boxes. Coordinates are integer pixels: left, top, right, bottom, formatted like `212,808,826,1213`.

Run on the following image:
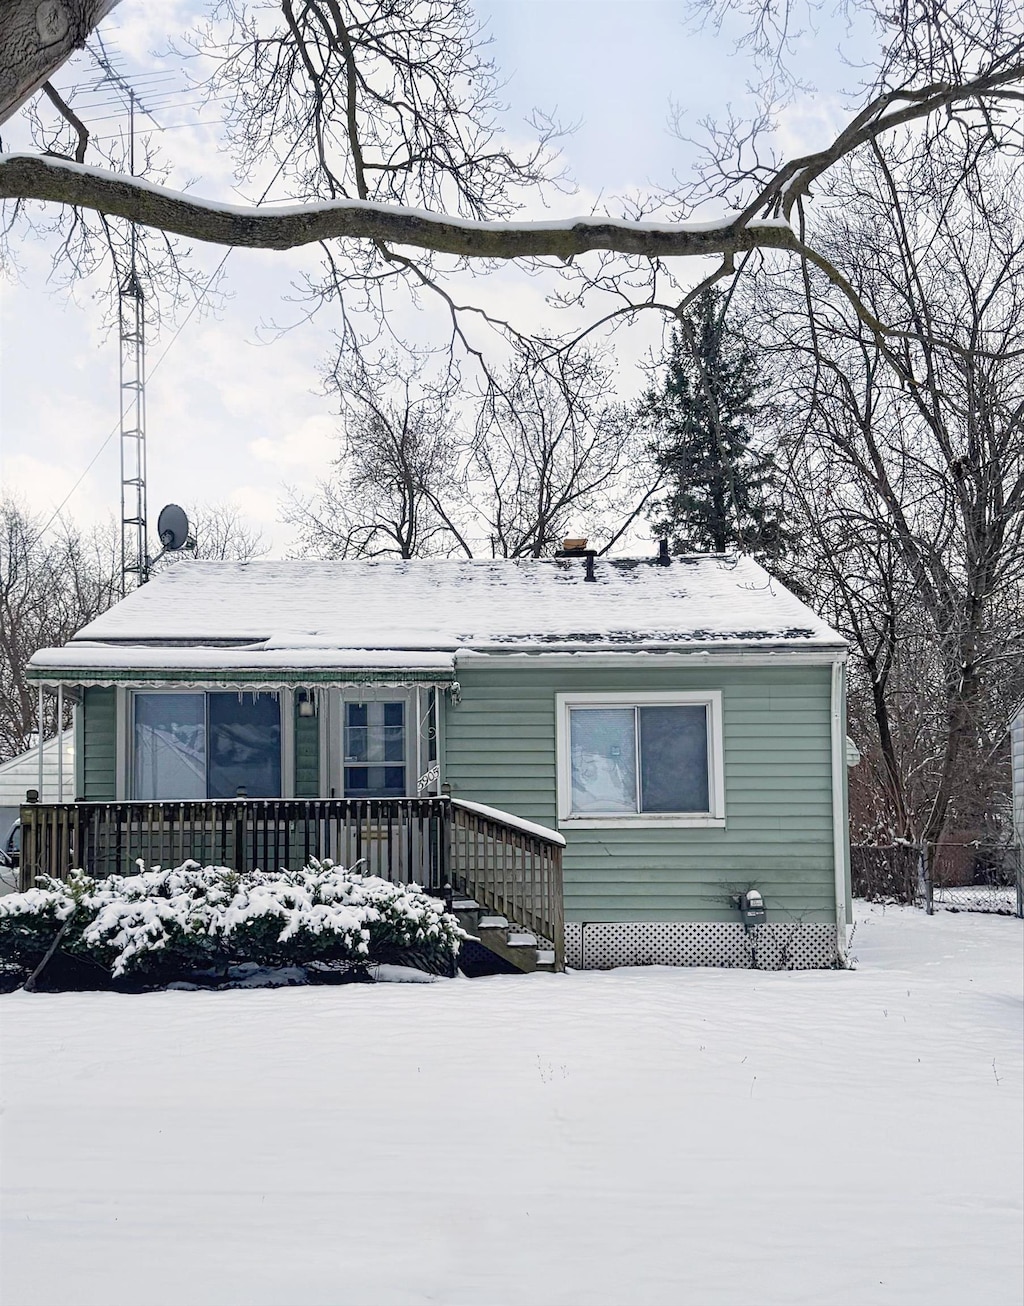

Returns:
567,702,713,817
134,693,205,800
639,705,709,812
569,708,637,814
208,693,281,798
345,702,368,761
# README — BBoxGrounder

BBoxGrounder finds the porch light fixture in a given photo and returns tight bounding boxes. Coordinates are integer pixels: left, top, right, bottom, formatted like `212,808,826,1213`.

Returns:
297,691,315,718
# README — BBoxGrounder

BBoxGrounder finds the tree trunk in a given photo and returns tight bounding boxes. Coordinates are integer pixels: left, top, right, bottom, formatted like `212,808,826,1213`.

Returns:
0,0,120,127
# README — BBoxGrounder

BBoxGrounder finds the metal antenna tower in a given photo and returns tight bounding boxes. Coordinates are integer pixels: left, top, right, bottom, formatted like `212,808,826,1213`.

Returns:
83,36,179,594
118,87,148,594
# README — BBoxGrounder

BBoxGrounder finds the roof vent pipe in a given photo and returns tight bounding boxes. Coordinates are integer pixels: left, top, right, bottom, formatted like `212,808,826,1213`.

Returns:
658,539,671,565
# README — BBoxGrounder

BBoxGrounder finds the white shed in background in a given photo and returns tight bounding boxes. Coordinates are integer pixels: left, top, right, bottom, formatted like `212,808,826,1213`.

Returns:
0,731,75,842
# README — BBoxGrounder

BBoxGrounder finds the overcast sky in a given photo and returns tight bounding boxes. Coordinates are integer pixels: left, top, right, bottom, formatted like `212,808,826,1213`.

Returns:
0,1,858,557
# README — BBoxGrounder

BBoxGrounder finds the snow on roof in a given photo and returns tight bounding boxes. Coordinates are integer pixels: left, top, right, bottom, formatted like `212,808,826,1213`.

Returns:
54,554,843,657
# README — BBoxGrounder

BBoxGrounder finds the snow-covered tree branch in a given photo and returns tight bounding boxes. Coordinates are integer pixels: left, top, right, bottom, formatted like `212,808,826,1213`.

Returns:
0,152,801,259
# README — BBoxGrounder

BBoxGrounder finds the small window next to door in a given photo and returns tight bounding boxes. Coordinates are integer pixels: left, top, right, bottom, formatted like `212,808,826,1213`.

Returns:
344,701,406,798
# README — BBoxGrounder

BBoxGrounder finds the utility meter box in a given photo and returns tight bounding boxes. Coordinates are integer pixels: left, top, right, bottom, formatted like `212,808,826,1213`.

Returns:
738,889,766,927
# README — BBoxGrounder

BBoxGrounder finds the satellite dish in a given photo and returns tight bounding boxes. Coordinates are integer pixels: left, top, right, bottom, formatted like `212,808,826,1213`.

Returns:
156,504,190,552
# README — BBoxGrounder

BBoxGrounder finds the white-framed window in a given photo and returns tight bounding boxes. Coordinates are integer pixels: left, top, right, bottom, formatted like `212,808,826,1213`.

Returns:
556,691,725,828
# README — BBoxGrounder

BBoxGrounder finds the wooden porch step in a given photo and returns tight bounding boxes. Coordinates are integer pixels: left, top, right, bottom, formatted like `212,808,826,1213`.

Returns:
453,902,555,976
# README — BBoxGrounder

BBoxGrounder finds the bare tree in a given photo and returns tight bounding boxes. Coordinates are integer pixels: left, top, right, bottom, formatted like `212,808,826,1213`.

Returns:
0,0,1021,356
1,14,219,343
470,350,655,557
0,497,270,759
754,137,1024,893
0,498,118,759
0,0,120,127
158,502,269,567
285,358,469,559
288,347,656,560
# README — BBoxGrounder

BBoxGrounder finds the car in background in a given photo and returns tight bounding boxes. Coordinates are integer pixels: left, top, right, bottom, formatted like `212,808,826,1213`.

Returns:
0,820,18,890
2,819,19,866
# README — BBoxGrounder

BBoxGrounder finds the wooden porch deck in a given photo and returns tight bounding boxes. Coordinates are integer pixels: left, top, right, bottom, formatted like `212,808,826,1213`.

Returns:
18,795,564,970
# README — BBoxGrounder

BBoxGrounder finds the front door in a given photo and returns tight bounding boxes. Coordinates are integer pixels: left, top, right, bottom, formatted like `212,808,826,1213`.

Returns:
337,695,443,885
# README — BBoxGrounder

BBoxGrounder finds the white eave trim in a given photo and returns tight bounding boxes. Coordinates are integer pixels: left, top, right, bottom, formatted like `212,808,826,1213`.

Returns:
465,647,848,668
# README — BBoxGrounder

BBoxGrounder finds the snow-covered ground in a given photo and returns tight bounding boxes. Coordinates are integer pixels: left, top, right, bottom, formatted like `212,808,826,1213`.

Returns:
1,904,1021,1306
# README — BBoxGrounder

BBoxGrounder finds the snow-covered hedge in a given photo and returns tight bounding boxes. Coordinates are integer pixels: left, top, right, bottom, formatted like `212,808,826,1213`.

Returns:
0,860,464,985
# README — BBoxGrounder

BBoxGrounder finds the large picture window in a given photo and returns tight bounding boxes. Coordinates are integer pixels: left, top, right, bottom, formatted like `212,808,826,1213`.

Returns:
556,692,725,827
133,692,281,800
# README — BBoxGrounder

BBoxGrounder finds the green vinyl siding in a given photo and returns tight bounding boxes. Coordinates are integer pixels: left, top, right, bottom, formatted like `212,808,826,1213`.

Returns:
444,663,840,923
294,706,320,798
82,686,116,801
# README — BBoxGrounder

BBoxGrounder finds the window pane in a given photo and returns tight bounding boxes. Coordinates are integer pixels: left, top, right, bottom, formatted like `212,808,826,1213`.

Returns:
345,703,368,761
344,765,406,799
382,727,404,762
346,702,406,761
208,693,281,798
345,766,368,794
569,708,637,814
638,705,709,813
134,694,205,800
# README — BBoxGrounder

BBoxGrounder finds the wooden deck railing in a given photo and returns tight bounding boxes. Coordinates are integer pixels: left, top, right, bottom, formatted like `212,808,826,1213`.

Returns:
19,798,447,890
18,795,565,969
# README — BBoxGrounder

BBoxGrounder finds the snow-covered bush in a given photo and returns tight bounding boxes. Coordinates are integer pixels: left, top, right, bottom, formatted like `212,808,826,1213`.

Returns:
0,881,79,969
0,860,464,986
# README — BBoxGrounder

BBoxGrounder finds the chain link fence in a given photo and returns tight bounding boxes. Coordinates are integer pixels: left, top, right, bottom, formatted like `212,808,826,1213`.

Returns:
852,843,1023,917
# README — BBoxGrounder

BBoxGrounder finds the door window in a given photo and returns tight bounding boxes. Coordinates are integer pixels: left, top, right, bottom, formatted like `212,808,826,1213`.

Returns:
344,701,407,798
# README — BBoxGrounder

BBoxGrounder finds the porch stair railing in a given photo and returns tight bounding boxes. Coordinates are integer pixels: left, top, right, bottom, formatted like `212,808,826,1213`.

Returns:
18,795,564,972
448,799,564,971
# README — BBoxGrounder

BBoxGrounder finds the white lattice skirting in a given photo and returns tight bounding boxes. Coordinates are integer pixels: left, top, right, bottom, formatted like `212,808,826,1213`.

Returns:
564,921,842,971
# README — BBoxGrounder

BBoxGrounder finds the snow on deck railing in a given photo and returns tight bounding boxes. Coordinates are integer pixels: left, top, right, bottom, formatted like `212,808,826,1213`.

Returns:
449,798,565,847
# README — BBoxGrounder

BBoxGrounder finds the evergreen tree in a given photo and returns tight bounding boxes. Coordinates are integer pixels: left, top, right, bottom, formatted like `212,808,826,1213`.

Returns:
644,290,789,559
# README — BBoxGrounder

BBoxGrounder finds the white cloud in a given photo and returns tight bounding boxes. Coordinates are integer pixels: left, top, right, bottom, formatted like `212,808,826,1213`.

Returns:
249,414,337,471
774,95,849,163
0,453,110,530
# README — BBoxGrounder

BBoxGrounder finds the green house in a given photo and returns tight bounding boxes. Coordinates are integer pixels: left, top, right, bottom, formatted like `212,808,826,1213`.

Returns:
25,552,851,970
